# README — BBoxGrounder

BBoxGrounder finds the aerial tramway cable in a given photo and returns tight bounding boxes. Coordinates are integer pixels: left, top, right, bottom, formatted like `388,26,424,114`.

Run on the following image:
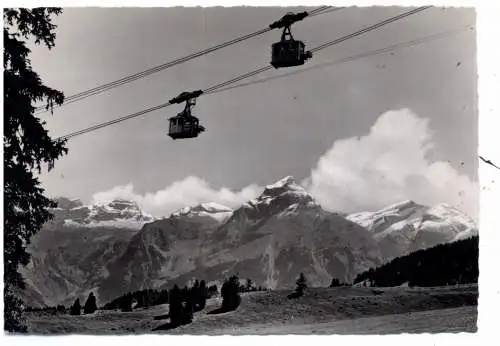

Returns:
56,6,434,141
36,6,339,115
208,25,474,95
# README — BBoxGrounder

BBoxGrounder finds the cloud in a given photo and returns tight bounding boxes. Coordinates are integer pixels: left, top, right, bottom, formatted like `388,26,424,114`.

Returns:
91,108,479,221
91,176,262,217
304,108,479,220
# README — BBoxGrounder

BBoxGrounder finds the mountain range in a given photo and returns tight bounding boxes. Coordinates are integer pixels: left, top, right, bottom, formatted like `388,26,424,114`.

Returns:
20,176,478,308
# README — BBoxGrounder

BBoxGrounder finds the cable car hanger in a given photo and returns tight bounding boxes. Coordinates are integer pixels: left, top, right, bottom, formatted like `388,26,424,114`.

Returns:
167,90,205,140
269,12,313,69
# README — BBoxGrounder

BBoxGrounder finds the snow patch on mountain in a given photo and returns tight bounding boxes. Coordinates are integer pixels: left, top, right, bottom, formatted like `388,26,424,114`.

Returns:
171,202,233,223
51,197,155,230
346,200,478,261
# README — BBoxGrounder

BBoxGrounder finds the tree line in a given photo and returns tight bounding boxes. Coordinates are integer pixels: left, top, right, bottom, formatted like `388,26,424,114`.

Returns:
353,235,479,287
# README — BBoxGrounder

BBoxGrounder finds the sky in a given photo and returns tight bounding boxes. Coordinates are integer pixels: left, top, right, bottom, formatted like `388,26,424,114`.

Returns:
29,6,479,219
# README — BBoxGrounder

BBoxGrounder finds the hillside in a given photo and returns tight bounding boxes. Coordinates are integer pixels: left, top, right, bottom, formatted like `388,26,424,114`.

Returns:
353,236,479,287
25,284,478,334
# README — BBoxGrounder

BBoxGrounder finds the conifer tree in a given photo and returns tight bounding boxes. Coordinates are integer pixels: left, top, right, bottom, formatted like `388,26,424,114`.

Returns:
295,272,307,295
169,285,183,327
70,299,81,316
221,274,241,312
198,280,207,309
83,292,97,314
4,8,67,332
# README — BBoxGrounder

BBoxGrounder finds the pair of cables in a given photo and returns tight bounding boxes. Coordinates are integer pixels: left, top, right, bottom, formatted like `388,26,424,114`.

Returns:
37,6,337,114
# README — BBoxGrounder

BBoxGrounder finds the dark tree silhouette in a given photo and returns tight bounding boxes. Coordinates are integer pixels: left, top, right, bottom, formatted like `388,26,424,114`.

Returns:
181,290,194,325
246,278,254,292
329,278,341,287
69,299,81,316
208,284,218,297
169,285,183,327
288,272,308,299
198,280,208,310
4,8,67,332
296,272,307,294
353,236,479,287
83,292,97,314
103,288,169,310
119,293,133,312
220,274,241,312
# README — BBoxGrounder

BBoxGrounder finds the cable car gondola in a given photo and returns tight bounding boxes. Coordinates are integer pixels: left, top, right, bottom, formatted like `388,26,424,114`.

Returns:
269,12,313,69
168,90,205,140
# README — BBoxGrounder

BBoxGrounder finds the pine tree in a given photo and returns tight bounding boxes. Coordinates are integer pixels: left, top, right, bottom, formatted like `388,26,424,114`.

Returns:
83,292,97,314
169,285,183,327
329,278,340,288
246,278,253,292
221,274,241,312
198,280,207,309
4,8,67,332
120,293,133,312
70,299,81,316
181,290,194,325
296,272,307,295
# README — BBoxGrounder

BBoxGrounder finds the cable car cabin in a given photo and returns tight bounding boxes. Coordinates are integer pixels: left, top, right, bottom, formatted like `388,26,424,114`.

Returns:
271,40,312,68
168,114,205,140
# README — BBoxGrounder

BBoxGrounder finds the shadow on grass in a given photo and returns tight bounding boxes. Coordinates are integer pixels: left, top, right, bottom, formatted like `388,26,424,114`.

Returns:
206,305,240,315
287,291,303,300
152,322,178,331
153,313,170,320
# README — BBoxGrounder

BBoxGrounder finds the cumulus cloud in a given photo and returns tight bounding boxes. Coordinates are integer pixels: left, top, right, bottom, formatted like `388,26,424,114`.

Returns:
304,108,479,220
91,108,478,221
91,176,262,217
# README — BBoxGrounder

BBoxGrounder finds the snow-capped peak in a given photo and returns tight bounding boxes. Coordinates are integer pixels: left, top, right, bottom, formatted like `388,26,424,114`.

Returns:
346,200,425,231
378,200,420,213
171,202,234,223
88,199,153,221
261,176,311,199
346,200,478,261
424,203,477,230
50,197,155,230
242,176,317,214
265,175,297,190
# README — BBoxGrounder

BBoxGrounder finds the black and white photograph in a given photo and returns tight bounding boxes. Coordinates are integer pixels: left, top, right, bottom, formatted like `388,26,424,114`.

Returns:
4,1,493,338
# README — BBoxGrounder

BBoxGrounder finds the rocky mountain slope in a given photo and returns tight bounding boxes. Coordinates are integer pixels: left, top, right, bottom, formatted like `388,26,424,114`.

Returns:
97,202,235,303
21,198,154,307
161,176,383,292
